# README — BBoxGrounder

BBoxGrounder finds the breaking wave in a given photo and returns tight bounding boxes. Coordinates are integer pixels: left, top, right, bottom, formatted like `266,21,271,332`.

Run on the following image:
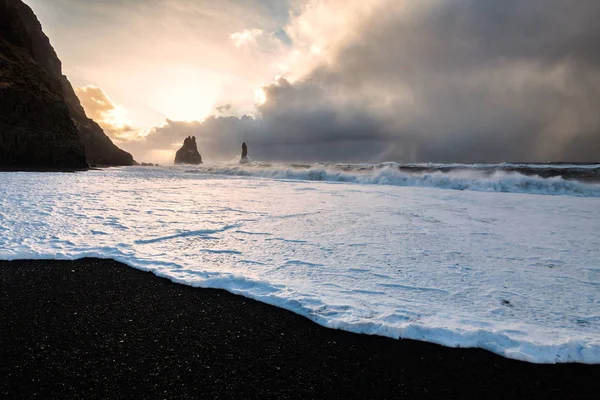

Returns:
176,162,600,197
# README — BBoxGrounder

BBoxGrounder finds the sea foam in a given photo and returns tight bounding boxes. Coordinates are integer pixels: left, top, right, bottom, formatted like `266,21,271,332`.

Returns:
1,166,599,364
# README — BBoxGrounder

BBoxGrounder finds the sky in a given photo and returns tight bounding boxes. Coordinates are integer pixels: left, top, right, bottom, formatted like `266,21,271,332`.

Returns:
26,0,600,164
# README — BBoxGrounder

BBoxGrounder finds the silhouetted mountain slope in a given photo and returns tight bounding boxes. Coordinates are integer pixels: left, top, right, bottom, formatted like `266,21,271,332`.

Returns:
0,0,134,168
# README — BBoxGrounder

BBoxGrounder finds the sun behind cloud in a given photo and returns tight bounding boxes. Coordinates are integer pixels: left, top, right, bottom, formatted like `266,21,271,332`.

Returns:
254,86,267,106
75,85,139,141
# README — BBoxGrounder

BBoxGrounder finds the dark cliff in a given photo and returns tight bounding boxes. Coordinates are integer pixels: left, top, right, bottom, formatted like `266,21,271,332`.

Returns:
0,0,134,168
0,0,86,168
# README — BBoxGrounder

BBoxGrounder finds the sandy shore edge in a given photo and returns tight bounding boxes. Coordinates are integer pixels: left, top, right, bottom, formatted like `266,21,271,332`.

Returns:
1,258,598,399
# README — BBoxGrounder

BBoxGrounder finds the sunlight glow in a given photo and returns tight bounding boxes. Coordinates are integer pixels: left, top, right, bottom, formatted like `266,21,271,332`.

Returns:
104,104,131,128
148,149,176,165
154,85,218,122
149,66,220,122
254,86,267,106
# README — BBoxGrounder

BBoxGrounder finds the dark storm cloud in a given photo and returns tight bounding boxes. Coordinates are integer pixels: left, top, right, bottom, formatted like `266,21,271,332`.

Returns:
136,81,391,163
302,0,600,162
139,0,600,163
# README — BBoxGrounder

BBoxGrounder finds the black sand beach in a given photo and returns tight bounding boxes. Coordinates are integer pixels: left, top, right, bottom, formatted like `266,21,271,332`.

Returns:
1,259,598,399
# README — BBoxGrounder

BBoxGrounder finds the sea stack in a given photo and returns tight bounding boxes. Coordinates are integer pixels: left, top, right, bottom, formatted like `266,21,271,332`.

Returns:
240,142,250,164
174,136,202,164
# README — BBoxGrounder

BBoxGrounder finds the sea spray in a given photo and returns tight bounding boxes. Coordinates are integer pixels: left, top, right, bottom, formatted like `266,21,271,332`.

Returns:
178,162,600,198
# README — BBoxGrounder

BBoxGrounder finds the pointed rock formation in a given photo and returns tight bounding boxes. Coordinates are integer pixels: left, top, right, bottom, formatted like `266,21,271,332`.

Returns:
174,136,202,164
0,0,134,168
240,142,250,164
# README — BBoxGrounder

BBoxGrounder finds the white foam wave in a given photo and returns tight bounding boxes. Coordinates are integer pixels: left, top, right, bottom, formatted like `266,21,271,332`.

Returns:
402,162,600,170
177,163,600,197
1,168,599,364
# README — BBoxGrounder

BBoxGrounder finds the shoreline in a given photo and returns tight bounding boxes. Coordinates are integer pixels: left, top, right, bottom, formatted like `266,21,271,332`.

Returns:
0,165,133,173
0,166,91,173
1,258,598,399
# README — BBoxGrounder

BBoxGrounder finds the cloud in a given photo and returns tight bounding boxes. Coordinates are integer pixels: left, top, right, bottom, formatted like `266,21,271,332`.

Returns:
75,85,141,142
263,0,600,162
77,0,600,164
128,78,401,163
215,104,232,113
230,29,264,47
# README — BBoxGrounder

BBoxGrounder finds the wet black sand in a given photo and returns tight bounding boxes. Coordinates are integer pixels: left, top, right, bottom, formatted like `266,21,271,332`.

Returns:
1,259,598,399
0,166,90,173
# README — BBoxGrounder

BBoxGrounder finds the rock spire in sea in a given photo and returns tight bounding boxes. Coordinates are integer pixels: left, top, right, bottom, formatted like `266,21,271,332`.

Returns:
174,136,203,164
240,142,250,164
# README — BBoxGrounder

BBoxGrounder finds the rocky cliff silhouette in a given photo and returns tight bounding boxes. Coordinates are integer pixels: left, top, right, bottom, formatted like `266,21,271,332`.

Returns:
0,0,134,168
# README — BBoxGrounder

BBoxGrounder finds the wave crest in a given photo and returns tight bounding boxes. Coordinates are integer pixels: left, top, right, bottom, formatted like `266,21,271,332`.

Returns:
176,163,600,197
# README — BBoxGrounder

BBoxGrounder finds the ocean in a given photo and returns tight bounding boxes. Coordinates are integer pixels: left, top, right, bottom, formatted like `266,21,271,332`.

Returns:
1,162,599,363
